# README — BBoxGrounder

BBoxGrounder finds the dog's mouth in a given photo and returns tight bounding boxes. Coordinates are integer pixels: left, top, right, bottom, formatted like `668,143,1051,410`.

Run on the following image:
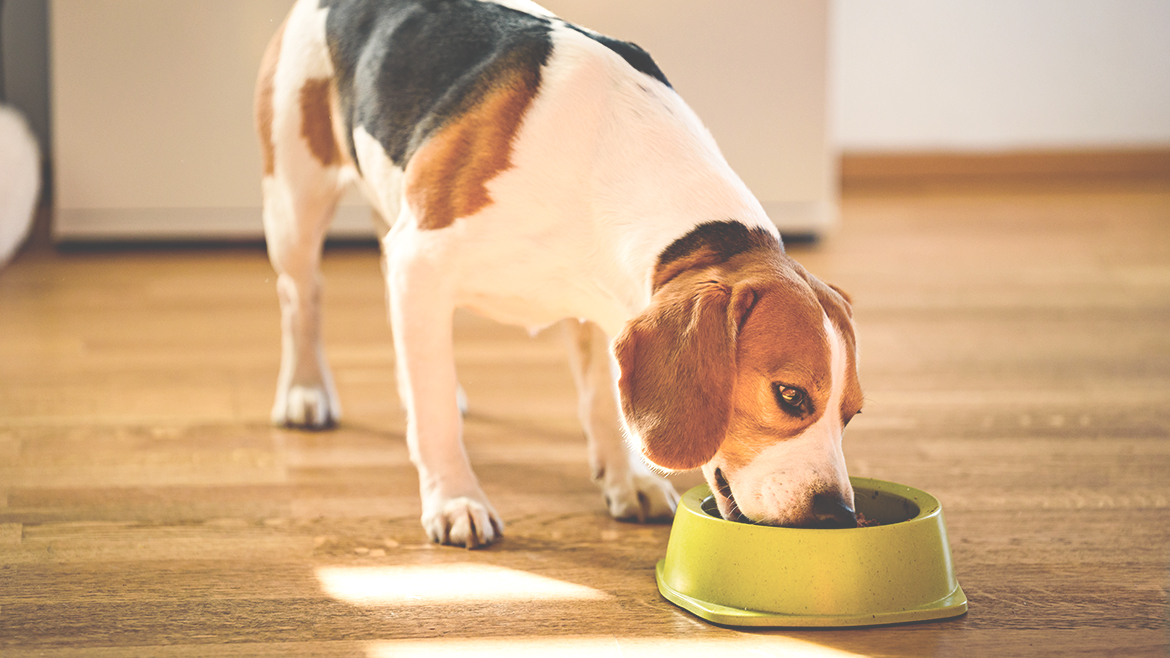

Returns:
713,468,747,523
711,469,860,529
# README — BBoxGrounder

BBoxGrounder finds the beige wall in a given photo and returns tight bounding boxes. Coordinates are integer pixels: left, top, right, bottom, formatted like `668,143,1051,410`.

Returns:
51,0,832,240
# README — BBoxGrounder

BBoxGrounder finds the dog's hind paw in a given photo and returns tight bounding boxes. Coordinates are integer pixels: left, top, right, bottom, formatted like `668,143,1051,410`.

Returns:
423,495,503,549
602,472,679,523
272,385,339,429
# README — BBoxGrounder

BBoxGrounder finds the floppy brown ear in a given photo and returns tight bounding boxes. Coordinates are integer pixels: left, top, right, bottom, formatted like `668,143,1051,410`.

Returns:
612,280,743,471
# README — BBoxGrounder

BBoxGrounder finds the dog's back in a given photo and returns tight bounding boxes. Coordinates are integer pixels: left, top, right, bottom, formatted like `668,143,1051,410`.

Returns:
326,0,567,171
257,1,771,337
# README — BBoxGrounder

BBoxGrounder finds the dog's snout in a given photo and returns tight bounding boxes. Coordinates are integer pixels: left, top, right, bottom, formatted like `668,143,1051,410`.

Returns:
811,492,858,529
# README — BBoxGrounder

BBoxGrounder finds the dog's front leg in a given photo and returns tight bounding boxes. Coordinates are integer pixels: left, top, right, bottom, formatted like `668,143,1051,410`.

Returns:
562,319,679,522
385,228,502,548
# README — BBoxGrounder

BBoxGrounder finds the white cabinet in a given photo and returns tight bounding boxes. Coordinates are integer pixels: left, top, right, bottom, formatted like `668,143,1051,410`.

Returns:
51,0,833,240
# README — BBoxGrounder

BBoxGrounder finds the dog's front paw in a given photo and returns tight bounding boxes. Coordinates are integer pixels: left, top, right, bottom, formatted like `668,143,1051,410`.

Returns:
422,494,503,549
601,471,679,523
272,385,339,429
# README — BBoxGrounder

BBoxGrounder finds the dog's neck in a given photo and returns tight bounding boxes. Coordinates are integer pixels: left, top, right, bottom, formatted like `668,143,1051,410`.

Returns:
544,51,778,330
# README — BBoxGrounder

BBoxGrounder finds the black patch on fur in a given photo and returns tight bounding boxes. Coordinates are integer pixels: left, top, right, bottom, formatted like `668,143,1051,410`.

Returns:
565,25,671,88
320,0,554,169
657,220,781,270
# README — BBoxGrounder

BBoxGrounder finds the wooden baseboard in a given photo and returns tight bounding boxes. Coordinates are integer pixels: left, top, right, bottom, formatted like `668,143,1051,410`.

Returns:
840,148,1170,191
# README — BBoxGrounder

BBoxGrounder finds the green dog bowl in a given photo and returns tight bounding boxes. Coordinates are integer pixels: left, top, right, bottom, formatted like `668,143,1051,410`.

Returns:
656,477,967,627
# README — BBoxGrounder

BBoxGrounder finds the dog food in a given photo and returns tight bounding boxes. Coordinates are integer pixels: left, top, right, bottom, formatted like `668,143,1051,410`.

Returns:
856,512,880,527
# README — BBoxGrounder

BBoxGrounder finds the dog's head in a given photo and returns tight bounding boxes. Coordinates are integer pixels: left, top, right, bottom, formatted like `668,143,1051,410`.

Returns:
613,222,863,528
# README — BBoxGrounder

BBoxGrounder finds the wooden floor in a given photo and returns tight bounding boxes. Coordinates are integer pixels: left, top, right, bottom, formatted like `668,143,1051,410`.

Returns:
2,182,1168,657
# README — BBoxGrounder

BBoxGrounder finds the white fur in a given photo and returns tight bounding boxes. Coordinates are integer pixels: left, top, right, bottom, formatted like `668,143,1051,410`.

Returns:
352,126,403,226
0,105,40,268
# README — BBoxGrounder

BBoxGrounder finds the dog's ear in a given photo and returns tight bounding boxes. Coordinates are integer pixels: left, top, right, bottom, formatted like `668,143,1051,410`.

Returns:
789,260,853,318
613,278,750,471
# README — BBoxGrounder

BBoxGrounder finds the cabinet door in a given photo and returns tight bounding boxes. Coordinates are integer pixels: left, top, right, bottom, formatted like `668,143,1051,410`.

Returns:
50,0,376,240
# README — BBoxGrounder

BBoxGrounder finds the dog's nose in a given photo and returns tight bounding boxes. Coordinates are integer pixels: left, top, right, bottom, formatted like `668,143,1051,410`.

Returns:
811,492,858,528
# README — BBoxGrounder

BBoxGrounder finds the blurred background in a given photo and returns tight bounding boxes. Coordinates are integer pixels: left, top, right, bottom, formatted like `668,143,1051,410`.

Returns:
1,0,1168,246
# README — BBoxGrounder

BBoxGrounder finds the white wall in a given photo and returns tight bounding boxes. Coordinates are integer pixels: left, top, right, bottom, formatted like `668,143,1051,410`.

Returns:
832,0,1170,152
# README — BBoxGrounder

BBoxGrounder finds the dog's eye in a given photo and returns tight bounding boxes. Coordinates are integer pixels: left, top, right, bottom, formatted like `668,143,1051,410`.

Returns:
774,384,810,416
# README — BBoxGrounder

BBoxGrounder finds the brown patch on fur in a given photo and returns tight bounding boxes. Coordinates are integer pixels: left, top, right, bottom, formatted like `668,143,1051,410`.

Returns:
715,265,863,473
717,271,834,471
255,18,287,176
300,78,341,168
327,82,356,169
404,65,540,230
652,246,723,292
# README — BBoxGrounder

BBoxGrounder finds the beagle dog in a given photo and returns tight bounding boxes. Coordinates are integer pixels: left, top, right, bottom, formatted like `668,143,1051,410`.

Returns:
256,0,863,548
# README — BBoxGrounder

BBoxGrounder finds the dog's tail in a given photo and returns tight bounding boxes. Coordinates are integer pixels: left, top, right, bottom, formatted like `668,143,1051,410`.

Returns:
0,104,40,269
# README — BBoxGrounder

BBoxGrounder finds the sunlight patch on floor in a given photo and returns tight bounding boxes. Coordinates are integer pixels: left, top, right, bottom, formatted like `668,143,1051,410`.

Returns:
315,563,611,605
365,635,870,657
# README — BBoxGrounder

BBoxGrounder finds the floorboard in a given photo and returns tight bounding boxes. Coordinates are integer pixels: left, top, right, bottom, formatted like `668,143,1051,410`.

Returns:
2,184,1168,656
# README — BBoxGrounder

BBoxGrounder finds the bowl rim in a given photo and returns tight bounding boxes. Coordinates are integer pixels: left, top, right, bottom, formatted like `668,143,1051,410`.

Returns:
685,475,942,531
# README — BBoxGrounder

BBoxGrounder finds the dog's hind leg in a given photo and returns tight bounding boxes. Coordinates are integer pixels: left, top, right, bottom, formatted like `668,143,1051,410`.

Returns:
257,9,346,429
562,319,679,522
262,170,344,429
